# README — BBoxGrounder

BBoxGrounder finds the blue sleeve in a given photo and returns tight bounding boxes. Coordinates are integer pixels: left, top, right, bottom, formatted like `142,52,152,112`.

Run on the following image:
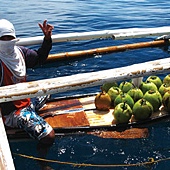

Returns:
19,38,52,68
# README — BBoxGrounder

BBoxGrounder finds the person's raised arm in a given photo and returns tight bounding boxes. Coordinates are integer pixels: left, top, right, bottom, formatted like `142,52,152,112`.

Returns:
23,20,54,67
37,20,54,65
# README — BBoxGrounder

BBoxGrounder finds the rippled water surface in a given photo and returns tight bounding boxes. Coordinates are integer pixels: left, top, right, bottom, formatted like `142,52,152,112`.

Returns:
1,0,170,169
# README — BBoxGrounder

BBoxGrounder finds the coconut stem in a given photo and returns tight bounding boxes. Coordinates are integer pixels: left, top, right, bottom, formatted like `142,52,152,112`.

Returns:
141,98,146,105
123,102,126,110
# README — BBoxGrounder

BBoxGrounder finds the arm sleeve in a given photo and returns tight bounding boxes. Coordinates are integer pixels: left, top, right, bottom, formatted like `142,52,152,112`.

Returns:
19,37,52,68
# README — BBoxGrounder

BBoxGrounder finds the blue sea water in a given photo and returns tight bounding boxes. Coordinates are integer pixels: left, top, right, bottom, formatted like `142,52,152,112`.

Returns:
1,0,170,169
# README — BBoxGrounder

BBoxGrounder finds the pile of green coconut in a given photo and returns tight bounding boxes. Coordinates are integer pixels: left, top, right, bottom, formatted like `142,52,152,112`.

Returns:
95,74,170,124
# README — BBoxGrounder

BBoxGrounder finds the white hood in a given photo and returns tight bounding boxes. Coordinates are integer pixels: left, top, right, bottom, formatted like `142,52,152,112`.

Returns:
0,19,26,78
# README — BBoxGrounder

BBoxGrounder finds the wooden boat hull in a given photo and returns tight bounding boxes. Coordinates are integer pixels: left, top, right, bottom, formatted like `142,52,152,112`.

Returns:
6,94,170,140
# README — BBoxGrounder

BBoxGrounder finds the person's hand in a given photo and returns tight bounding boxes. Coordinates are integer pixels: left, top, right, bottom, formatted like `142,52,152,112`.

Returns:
38,20,54,40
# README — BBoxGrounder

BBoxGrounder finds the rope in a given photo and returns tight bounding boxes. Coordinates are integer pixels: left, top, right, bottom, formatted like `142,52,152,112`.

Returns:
13,152,170,168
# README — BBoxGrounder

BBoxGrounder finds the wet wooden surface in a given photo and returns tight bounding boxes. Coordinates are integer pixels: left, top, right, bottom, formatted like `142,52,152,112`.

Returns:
8,95,170,140
38,95,150,139
88,128,149,139
39,98,90,128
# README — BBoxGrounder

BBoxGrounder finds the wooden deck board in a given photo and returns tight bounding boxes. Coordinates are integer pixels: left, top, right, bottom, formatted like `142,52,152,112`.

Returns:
79,96,114,126
85,110,114,126
39,98,90,128
35,95,170,129
79,96,95,110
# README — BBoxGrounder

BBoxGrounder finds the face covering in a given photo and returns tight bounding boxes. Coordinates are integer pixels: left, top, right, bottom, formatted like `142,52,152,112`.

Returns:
0,39,26,79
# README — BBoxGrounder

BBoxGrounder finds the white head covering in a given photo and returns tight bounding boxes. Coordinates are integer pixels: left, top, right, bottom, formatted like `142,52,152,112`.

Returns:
0,19,16,38
0,19,26,79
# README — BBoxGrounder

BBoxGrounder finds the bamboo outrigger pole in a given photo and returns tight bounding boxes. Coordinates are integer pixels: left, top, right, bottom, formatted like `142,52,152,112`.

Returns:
47,39,170,62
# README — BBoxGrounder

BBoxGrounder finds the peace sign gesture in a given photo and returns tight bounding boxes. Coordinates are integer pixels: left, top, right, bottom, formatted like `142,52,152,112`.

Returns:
38,20,54,40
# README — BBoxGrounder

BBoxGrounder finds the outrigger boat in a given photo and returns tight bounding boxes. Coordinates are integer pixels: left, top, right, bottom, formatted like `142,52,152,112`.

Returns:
7,92,170,140
1,26,170,170
2,26,170,141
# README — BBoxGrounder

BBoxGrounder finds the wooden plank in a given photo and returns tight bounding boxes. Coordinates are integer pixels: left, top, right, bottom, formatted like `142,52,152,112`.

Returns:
39,99,89,128
40,95,150,140
0,112,15,170
16,26,170,46
0,57,170,102
79,96,113,126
